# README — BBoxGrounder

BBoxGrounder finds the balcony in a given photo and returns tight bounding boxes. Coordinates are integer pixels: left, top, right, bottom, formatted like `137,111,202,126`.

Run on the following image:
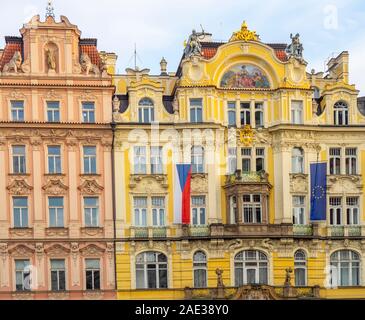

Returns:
328,225,363,237
130,226,168,239
293,224,313,236
225,170,269,184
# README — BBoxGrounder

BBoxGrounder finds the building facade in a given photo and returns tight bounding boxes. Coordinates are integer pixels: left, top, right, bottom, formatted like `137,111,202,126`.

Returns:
0,14,117,299
0,11,365,301
113,22,365,299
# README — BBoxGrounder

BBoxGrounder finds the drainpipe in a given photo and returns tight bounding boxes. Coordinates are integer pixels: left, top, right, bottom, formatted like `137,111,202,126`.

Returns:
111,120,118,296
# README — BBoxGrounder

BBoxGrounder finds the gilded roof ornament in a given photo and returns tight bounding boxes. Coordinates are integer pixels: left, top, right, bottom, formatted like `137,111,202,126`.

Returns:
229,21,260,42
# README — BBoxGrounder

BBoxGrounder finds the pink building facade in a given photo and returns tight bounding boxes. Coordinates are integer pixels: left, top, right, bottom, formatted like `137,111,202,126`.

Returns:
0,14,117,299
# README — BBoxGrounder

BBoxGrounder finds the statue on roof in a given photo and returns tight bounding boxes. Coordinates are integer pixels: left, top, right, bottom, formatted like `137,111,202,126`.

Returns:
2,51,22,73
285,33,304,61
229,21,260,42
184,29,205,58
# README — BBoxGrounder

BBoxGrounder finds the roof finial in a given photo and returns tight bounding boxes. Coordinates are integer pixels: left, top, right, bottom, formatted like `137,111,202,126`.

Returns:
46,1,55,19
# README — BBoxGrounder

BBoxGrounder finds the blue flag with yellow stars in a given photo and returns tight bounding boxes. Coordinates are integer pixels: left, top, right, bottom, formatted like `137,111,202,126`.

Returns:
310,162,327,220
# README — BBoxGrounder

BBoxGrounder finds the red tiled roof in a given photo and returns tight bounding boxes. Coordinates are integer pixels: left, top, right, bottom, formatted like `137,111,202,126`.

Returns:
202,47,218,59
274,49,288,62
0,40,23,71
80,44,101,69
200,42,288,62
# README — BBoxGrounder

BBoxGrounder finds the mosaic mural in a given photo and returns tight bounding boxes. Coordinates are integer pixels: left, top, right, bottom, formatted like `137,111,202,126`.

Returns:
220,64,270,88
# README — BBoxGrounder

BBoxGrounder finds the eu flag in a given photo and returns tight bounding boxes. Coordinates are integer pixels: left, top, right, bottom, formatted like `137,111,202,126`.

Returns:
310,162,327,221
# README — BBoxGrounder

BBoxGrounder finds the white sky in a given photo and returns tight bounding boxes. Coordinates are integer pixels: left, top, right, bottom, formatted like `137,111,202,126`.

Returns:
0,0,364,95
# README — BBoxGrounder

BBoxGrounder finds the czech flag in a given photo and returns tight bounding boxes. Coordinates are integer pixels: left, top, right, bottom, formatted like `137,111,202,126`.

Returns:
174,164,192,224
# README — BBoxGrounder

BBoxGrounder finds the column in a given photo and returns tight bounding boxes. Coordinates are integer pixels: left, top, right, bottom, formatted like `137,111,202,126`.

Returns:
115,139,127,238
31,140,43,237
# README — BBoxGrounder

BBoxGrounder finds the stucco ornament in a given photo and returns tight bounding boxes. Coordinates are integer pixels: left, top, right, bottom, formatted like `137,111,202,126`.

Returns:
80,53,100,76
3,51,22,73
239,125,254,146
229,21,259,42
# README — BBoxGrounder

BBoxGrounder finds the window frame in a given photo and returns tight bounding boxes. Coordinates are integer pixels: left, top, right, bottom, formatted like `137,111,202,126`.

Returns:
83,145,97,175
191,146,205,174
50,259,66,291
291,100,304,124
234,250,268,286
330,250,360,287
48,197,65,228
81,101,96,124
291,147,304,174
333,101,349,126
193,251,207,288
12,145,26,174
138,98,155,124
191,195,206,226
189,98,203,123
11,100,25,122
292,195,306,225
83,197,99,227
85,258,101,291
15,259,31,292
242,194,262,224
135,252,168,289
46,101,61,123
13,197,29,229
47,145,62,174
294,250,307,286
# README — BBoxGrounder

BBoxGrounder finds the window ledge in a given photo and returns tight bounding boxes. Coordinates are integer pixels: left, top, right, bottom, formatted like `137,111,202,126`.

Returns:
8,173,31,177
44,173,66,177
80,174,101,177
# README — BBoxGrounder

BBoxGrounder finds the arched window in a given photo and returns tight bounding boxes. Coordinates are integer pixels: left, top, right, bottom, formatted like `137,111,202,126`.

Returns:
193,251,207,288
234,250,268,286
135,252,168,289
334,101,349,126
138,98,154,123
291,147,304,174
294,250,307,286
191,146,204,174
330,250,360,287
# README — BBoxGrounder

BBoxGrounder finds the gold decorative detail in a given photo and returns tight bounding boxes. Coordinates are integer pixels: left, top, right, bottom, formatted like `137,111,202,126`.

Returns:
229,21,259,42
239,125,254,146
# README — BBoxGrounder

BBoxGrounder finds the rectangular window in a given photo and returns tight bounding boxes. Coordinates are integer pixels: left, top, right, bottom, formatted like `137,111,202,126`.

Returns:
329,197,342,225
12,146,26,174
291,100,303,124
192,196,206,226
255,103,264,127
13,197,28,228
241,148,251,173
85,259,100,290
345,148,357,175
84,197,99,227
48,146,61,174
242,194,262,223
346,197,359,225
228,147,237,174
15,260,31,291
190,98,203,123
192,146,204,174
134,197,147,227
83,146,97,174
134,146,147,174
256,148,265,172
293,196,305,225
82,102,95,123
49,197,64,228
11,101,24,122
151,146,163,174
240,102,251,126
47,101,60,122
329,148,341,175
50,259,66,291
152,197,165,226
227,101,236,126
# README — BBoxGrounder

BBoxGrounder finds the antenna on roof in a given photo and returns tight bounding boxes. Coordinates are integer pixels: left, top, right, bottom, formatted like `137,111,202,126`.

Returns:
128,43,143,71
46,1,55,19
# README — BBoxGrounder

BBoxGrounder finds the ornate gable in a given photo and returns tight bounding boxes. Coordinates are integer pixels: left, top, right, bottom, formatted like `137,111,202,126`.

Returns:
42,179,69,195
7,179,33,195
78,179,104,195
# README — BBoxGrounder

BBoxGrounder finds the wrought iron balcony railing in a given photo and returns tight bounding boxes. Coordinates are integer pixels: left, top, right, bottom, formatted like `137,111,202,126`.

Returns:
293,224,313,236
225,170,269,184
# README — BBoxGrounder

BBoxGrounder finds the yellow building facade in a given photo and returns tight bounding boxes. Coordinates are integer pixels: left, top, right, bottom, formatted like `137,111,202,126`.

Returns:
112,22,365,300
